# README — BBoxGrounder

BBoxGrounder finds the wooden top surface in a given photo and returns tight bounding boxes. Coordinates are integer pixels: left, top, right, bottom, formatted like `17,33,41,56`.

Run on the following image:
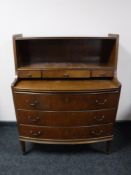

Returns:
14,33,118,40
13,79,120,92
15,36,116,40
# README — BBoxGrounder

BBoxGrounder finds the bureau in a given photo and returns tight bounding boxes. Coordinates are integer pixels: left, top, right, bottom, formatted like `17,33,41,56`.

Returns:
12,34,121,154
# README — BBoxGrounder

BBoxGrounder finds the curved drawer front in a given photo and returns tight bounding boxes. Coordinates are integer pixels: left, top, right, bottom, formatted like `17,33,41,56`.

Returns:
17,109,116,126
14,92,119,111
19,124,113,140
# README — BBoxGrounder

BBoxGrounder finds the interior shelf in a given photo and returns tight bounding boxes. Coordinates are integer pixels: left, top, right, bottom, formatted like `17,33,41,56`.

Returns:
18,62,114,70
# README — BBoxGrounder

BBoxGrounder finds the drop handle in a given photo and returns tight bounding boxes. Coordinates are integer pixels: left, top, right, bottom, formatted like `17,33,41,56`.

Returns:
29,100,38,107
63,74,69,78
28,116,40,122
95,99,107,105
27,74,32,78
94,115,105,121
30,130,41,136
100,74,106,77
91,130,103,136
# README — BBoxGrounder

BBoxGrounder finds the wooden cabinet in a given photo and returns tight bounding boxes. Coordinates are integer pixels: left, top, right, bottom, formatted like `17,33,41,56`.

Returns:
12,34,121,154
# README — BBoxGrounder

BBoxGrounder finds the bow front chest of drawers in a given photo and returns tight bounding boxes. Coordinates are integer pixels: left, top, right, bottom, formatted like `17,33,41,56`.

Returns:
12,34,121,154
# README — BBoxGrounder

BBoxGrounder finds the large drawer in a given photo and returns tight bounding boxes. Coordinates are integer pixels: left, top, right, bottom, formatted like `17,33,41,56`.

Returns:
19,124,113,140
17,109,116,126
14,92,119,111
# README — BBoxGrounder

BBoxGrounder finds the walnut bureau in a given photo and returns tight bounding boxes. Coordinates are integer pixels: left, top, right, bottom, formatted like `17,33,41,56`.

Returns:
12,34,121,154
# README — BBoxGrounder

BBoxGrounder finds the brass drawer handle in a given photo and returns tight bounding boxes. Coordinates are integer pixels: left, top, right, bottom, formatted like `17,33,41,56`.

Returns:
30,130,41,136
28,116,40,122
63,74,69,78
91,130,103,136
100,73,106,77
27,74,32,78
29,100,38,107
95,99,107,105
94,115,105,121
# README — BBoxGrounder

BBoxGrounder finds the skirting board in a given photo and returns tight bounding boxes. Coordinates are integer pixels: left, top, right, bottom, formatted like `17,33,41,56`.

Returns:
0,121,17,126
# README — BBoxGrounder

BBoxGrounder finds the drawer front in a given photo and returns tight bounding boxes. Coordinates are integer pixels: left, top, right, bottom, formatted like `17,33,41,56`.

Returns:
42,70,90,78
18,70,41,78
92,70,114,78
17,109,116,126
19,124,113,140
14,92,119,111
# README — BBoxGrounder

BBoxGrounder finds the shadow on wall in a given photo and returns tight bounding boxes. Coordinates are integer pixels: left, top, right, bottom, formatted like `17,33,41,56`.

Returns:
116,45,131,120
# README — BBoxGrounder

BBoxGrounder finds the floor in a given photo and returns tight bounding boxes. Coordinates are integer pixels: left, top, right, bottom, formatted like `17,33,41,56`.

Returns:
0,123,131,175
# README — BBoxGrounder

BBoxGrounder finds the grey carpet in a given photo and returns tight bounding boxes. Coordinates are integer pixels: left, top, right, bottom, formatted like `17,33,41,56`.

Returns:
0,123,131,175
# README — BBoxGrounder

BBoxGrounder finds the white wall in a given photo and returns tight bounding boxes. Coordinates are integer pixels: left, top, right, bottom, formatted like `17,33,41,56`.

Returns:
0,0,131,121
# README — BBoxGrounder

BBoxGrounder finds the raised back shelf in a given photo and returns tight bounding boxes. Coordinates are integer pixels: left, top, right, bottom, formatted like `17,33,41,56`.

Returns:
13,34,119,79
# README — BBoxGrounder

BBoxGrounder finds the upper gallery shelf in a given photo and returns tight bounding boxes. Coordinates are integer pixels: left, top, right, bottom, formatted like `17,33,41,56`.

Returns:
13,34,119,79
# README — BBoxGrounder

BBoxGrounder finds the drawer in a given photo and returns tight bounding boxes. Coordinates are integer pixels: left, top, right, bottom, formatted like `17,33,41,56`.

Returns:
42,69,90,78
92,70,114,77
14,92,119,111
17,109,116,126
18,70,41,78
19,124,113,140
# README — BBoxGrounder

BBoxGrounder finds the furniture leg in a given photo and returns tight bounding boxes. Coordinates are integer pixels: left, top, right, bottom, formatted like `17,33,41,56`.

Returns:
20,141,26,154
106,141,112,154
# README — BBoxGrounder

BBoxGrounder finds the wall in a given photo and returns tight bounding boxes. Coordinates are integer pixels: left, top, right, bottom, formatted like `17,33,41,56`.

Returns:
0,0,131,121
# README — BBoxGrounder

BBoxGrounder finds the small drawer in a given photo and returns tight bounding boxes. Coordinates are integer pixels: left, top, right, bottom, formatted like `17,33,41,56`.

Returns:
19,124,113,140
17,109,116,126
42,69,90,78
14,92,119,111
92,70,114,77
18,70,41,78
